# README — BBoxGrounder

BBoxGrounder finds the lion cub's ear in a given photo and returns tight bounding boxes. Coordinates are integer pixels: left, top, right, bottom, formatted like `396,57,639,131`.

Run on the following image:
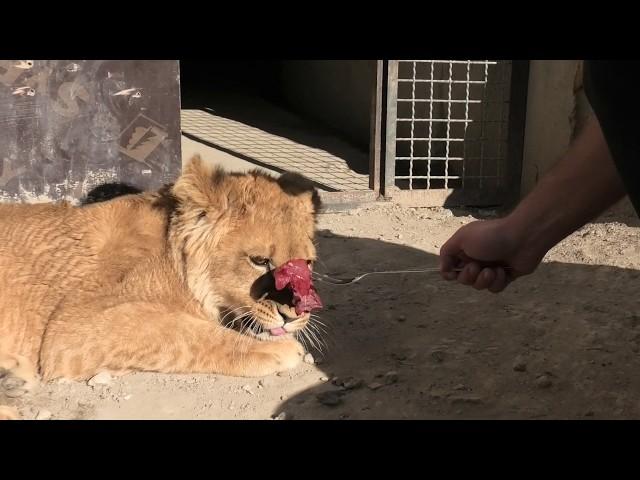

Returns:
277,172,322,216
172,154,228,210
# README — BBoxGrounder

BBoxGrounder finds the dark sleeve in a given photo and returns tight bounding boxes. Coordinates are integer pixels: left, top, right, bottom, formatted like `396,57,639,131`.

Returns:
583,61,640,215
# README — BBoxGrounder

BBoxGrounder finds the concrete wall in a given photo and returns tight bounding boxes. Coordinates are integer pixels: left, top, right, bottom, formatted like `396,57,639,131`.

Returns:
521,60,584,195
0,60,181,203
278,61,375,151
521,60,636,220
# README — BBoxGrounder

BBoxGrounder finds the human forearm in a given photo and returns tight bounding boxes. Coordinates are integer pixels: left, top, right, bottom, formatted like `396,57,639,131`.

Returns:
504,115,626,258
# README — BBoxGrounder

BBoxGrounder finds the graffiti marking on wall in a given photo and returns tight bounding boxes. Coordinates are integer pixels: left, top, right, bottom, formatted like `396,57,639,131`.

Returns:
119,113,168,169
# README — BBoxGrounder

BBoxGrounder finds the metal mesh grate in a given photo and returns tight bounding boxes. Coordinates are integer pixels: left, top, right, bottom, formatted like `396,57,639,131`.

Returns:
394,60,512,191
181,109,370,192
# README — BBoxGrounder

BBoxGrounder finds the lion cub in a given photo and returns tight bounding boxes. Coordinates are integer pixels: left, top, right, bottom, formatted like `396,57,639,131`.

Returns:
0,155,323,418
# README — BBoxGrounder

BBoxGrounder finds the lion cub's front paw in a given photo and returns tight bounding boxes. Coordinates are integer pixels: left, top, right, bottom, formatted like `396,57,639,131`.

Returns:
248,338,305,376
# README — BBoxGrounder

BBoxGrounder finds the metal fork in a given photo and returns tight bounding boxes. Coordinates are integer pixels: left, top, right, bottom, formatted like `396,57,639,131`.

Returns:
312,266,511,285
312,267,451,285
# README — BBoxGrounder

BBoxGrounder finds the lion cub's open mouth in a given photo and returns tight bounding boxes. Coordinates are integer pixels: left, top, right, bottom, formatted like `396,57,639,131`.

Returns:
247,326,292,341
245,323,295,341
224,303,306,341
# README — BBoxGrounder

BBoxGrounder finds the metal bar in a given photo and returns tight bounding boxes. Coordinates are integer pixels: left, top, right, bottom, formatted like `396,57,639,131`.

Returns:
397,99,483,104
409,61,416,190
396,175,501,180
462,60,471,190
403,60,498,65
397,118,473,123
398,79,492,84
427,61,435,188
368,60,383,193
444,61,453,189
397,137,465,141
383,60,398,199
396,175,462,180
397,156,464,160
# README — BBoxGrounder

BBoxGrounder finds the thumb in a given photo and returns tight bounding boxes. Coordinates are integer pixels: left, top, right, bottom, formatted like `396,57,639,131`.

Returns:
439,229,466,279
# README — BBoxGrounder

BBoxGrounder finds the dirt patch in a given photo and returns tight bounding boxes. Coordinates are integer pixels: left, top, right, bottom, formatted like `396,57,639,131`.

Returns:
8,202,640,419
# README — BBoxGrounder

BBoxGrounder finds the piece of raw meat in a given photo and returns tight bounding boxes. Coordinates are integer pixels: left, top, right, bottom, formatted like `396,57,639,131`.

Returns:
273,259,323,315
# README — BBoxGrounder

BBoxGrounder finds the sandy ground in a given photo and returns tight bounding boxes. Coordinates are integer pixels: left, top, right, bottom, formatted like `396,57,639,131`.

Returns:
6,195,640,420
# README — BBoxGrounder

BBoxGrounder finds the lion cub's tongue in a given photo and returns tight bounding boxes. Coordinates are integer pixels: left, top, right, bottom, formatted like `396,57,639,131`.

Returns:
270,327,287,336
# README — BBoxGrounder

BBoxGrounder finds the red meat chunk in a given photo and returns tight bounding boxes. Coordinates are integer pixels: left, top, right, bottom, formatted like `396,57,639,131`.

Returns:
273,259,323,315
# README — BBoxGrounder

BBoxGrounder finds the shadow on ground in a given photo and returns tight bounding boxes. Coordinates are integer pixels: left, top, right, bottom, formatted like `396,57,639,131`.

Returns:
276,231,640,420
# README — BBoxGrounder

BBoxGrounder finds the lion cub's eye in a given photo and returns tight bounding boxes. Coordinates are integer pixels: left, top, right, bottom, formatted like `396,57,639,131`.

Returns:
250,256,271,267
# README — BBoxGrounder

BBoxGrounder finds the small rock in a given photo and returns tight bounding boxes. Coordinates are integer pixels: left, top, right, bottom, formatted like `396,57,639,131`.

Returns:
384,371,399,385
87,372,112,387
396,315,407,322
512,357,527,372
319,376,329,382
453,384,467,391
272,412,291,420
303,353,315,365
241,385,254,395
431,351,445,363
535,375,552,389
332,377,363,390
316,391,343,407
35,409,52,420
450,395,484,405
428,389,449,400
367,382,383,391
258,377,274,388
343,378,363,390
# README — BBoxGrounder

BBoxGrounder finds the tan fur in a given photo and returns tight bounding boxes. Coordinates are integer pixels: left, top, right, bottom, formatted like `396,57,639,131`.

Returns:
0,406,19,420
0,155,322,418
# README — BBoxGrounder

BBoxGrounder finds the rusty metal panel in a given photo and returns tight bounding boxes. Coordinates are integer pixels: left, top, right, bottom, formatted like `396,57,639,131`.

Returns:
0,60,181,202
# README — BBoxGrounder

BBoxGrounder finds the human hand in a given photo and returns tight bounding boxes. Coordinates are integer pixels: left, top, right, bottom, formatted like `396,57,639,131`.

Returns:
439,218,546,293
